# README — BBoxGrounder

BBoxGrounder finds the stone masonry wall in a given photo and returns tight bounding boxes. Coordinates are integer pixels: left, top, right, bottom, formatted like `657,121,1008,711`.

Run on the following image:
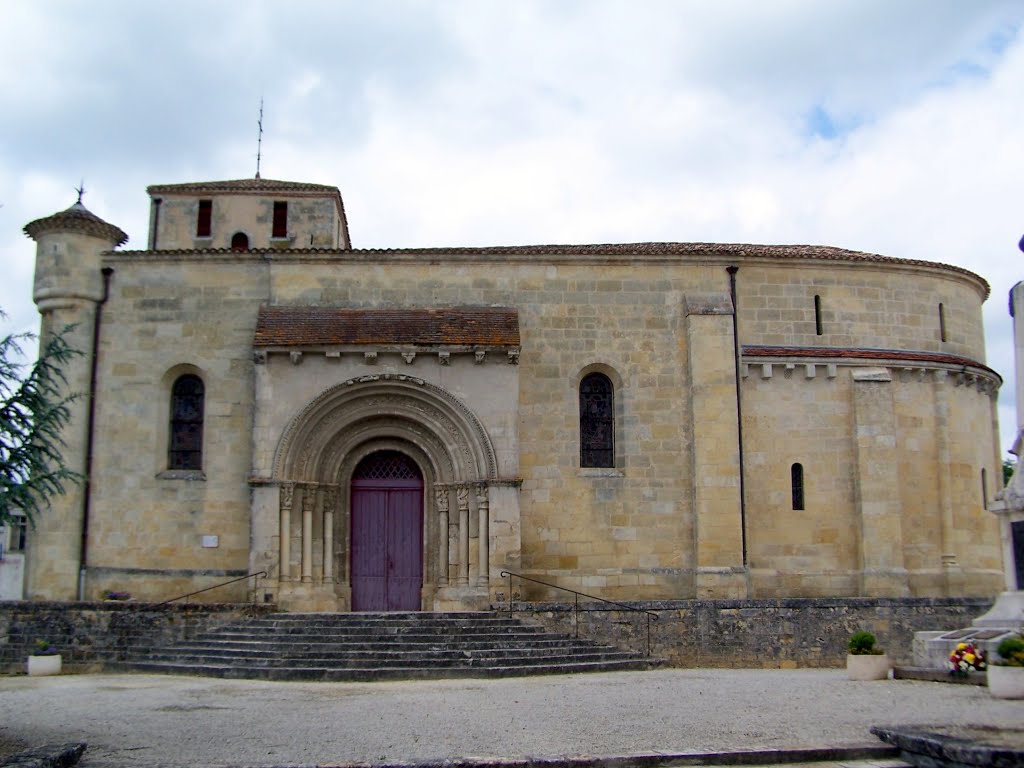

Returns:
507,596,994,667
0,601,274,674
78,247,999,605
0,598,989,674
736,262,986,360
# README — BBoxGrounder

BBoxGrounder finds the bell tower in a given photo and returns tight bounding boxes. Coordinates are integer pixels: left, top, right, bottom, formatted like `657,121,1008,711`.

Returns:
22,193,127,600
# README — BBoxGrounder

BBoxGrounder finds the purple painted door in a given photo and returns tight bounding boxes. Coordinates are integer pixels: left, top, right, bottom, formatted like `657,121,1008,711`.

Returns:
350,452,424,611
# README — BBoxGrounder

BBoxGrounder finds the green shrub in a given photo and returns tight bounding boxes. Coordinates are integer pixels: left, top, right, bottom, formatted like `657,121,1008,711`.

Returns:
33,639,58,656
996,636,1024,667
849,630,883,655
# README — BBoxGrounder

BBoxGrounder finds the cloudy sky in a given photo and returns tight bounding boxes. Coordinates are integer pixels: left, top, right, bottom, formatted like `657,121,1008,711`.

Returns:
2,0,1023,447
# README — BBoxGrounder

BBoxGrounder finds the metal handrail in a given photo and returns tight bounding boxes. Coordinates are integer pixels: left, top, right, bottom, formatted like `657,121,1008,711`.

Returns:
499,570,658,657
151,570,267,608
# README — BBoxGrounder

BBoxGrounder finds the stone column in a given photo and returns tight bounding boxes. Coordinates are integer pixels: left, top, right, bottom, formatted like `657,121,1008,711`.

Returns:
852,368,910,596
933,371,962,592
457,485,470,586
323,487,336,583
301,484,315,583
476,484,490,586
684,292,746,598
279,482,294,581
435,486,450,586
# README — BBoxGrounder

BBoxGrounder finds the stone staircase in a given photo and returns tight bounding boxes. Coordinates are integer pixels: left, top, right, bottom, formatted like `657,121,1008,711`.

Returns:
112,611,662,681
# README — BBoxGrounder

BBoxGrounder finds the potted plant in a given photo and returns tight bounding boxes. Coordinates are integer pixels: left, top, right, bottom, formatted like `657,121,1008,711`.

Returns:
948,641,986,679
26,639,62,676
988,636,1024,699
846,630,890,680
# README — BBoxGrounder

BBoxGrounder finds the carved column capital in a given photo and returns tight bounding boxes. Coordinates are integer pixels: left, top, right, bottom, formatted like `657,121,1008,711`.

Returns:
280,482,296,510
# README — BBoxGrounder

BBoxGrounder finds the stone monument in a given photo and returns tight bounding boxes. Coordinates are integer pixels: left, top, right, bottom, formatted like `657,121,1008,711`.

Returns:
914,235,1024,668
977,235,1024,627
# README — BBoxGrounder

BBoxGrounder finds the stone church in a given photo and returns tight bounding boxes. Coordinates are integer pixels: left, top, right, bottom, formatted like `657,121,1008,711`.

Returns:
20,176,1005,611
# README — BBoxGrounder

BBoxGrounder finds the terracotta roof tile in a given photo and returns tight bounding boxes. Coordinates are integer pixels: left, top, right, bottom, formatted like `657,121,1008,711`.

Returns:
743,345,999,378
24,201,128,246
254,306,520,347
147,178,340,196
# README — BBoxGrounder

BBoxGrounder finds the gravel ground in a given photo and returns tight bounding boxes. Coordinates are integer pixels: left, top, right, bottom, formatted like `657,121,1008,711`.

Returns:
0,669,1021,768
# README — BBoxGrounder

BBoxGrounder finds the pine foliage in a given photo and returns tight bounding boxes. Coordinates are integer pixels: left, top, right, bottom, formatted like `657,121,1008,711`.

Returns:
0,316,81,526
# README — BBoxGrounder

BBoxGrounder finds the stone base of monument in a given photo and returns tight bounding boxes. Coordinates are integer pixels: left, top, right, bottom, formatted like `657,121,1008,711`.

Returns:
973,591,1024,628
913,626,1021,671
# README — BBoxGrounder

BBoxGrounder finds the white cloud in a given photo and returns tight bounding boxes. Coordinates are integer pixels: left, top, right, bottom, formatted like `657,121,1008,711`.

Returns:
2,0,1023,447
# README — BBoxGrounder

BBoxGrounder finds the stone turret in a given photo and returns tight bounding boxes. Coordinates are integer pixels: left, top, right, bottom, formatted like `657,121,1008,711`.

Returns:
22,198,127,600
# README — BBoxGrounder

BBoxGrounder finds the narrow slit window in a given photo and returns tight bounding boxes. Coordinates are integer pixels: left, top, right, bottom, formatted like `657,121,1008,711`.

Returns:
814,295,823,336
580,373,614,468
791,463,805,510
196,200,212,238
169,375,204,470
939,303,947,342
982,468,988,508
272,201,288,238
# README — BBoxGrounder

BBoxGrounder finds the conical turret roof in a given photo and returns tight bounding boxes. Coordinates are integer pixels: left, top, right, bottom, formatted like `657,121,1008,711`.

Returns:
24,200,128,247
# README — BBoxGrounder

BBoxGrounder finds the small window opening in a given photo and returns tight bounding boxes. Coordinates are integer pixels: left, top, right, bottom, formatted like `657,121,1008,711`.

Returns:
939,303,947,343
149,198,162,249
0,513,27,559
272,201,288,239
230,232,249,251
791,463,805,510
580,372,615,468
169,374,204,470
196,200,212,238
982,468,988,508
814,295,823,336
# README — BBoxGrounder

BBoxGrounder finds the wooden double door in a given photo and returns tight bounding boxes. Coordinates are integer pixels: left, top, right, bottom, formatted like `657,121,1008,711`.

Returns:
350,452,424,611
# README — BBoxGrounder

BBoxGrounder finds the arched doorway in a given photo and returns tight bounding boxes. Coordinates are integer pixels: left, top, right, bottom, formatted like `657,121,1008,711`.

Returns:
350,450,424,611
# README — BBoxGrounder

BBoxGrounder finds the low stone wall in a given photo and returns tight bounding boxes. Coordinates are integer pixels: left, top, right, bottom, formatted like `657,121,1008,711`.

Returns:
0,597,993,674
0,601,276,674
502,597,994,667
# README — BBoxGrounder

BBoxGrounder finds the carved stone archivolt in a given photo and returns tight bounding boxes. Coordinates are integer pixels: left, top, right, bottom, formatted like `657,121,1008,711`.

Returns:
274,375,497,484
267,376,505,596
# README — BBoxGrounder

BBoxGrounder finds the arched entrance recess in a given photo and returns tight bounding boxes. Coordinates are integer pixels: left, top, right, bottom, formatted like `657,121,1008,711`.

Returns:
351,451,424,611
271,374,498,610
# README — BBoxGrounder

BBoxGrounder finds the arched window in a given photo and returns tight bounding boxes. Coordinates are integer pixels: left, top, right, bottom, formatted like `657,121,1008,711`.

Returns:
791,463,805,510
580,372,614,468
230,232,249,251
169,375,204,470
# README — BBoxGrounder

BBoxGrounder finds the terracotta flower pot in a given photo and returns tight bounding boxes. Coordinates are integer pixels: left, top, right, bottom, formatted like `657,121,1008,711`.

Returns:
27,654,62,676
988,665,1024,699
847,653,890,681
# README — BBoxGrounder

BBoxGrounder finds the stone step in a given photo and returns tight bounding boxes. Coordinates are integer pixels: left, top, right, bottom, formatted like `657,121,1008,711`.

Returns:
196,621,553,633
133,650,644,669
113,657,660,681
227,618,532,626
173,630,581,641
116,611,661,681
136,639,613,656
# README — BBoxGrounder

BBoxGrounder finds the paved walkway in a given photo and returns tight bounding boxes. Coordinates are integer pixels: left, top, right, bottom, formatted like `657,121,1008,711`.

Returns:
0,669,1021,768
